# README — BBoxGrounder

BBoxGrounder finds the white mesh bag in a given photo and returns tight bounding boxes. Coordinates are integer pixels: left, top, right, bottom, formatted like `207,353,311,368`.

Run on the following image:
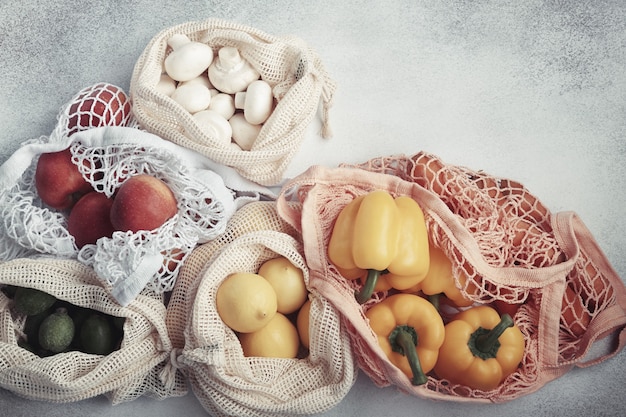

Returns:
130,18,336,186
0,121,273,306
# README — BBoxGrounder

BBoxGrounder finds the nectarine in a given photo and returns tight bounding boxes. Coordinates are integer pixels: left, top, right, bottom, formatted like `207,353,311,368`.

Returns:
35,148,93,210
110,174,177,233
66,83,132,136
67,191,115,248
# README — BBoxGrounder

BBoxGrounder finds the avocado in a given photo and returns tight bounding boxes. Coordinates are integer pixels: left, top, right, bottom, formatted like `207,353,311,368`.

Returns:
14,287,57,316
23,307,54,347
80,313,114,355
64,303,92,351
38,308,75,353
1,285,17,299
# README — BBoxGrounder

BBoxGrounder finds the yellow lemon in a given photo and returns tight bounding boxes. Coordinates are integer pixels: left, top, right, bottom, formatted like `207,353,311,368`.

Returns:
258,256,308,314
216,272,277,333
296,298,311,350
238,312,300,358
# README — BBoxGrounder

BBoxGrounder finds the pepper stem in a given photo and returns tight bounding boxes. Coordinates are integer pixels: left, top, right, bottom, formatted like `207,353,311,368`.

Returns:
427,293,441,312
355,269,382,304
389,324,428,386
470,314,514,359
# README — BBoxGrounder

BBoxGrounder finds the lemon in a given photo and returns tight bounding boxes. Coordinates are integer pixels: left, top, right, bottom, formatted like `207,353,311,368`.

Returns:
216,272,277,333
238,312,300,358
296,298,311,350
257,256,308,315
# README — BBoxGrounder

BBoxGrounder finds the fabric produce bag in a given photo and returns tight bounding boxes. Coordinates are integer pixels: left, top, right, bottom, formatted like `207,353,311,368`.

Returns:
164,202,357,417
0,257,186,404
130,18,336,186
276,151,626,403
0,93,272,305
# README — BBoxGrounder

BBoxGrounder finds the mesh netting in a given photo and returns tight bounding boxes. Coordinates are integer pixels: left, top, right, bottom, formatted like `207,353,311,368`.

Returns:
1,158,76,258
0,257,186,404
130,18,336,186
276,151,626,403
0,129,237,306
166,201,297,351
165,202,356,416
54,82,136,140
70,140,231,294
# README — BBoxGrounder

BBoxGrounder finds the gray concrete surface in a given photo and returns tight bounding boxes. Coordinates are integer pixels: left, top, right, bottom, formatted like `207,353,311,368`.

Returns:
1,1,625,416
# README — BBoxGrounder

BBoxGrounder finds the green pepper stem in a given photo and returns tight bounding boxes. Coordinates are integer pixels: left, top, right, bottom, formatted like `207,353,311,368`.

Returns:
427,293,441,312
355,269,382,304
472,314,514,358
389,325,428,386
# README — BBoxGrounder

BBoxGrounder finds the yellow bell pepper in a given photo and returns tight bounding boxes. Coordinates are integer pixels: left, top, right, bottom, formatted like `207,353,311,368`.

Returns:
328,190,430,303
433,305,525,391
400,243,475,308
365,293,445,385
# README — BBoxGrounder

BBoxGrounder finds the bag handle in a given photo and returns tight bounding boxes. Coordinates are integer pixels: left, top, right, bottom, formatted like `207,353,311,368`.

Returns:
550,211,626,368
576,305,626,367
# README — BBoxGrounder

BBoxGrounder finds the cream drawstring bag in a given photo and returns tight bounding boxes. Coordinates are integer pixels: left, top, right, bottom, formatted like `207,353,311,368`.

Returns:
0,257,186,404
276,151,626,403
130,18,336,186
164,202,357,417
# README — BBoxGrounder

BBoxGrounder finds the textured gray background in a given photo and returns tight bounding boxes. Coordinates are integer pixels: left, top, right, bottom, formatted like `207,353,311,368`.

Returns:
1,0,625,416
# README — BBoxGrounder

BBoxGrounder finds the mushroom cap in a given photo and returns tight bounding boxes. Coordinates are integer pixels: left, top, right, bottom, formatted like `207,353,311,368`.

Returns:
165,41,214,82
193,110,233,146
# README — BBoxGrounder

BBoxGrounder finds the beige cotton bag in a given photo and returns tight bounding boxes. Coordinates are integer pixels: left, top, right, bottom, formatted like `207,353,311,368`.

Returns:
0,257,186,404
130,18,336,186
276,151,626,403
164,202,357,417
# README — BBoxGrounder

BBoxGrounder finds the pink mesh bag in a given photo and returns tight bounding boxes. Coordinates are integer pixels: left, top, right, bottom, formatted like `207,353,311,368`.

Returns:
276,151,626,403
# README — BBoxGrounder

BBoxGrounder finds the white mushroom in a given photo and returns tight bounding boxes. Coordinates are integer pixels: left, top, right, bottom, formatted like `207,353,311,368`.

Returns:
155,73,177,96
208,46,260,94
234,80,273,125
180,73,214,90
229,113,262,151
193,110,233,146
208,93,236,120
171,83,212,113
164,34,214,82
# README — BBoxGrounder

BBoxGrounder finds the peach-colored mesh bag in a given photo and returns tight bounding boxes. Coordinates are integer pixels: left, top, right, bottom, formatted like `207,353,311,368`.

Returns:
130,18,336,186
0,257,186,404
276,151,626,403
164,202,356,416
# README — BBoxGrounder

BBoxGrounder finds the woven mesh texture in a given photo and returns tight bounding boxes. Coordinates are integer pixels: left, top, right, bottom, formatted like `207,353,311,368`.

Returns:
276,151,626,403
166,202,356,416
130,18,336,186
0,132,235,306
50,82,136,141
0,257,186,404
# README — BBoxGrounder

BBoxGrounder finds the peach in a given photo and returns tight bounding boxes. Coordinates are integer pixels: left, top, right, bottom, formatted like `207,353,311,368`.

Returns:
67,191,115,248
110,174,178,233
66,83,132,136
35,148,93,210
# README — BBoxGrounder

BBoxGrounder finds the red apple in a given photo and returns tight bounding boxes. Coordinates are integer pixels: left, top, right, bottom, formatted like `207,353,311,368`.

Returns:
35,148,94,210
66,83,132,136
67,191,115,248
109,174,178,233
